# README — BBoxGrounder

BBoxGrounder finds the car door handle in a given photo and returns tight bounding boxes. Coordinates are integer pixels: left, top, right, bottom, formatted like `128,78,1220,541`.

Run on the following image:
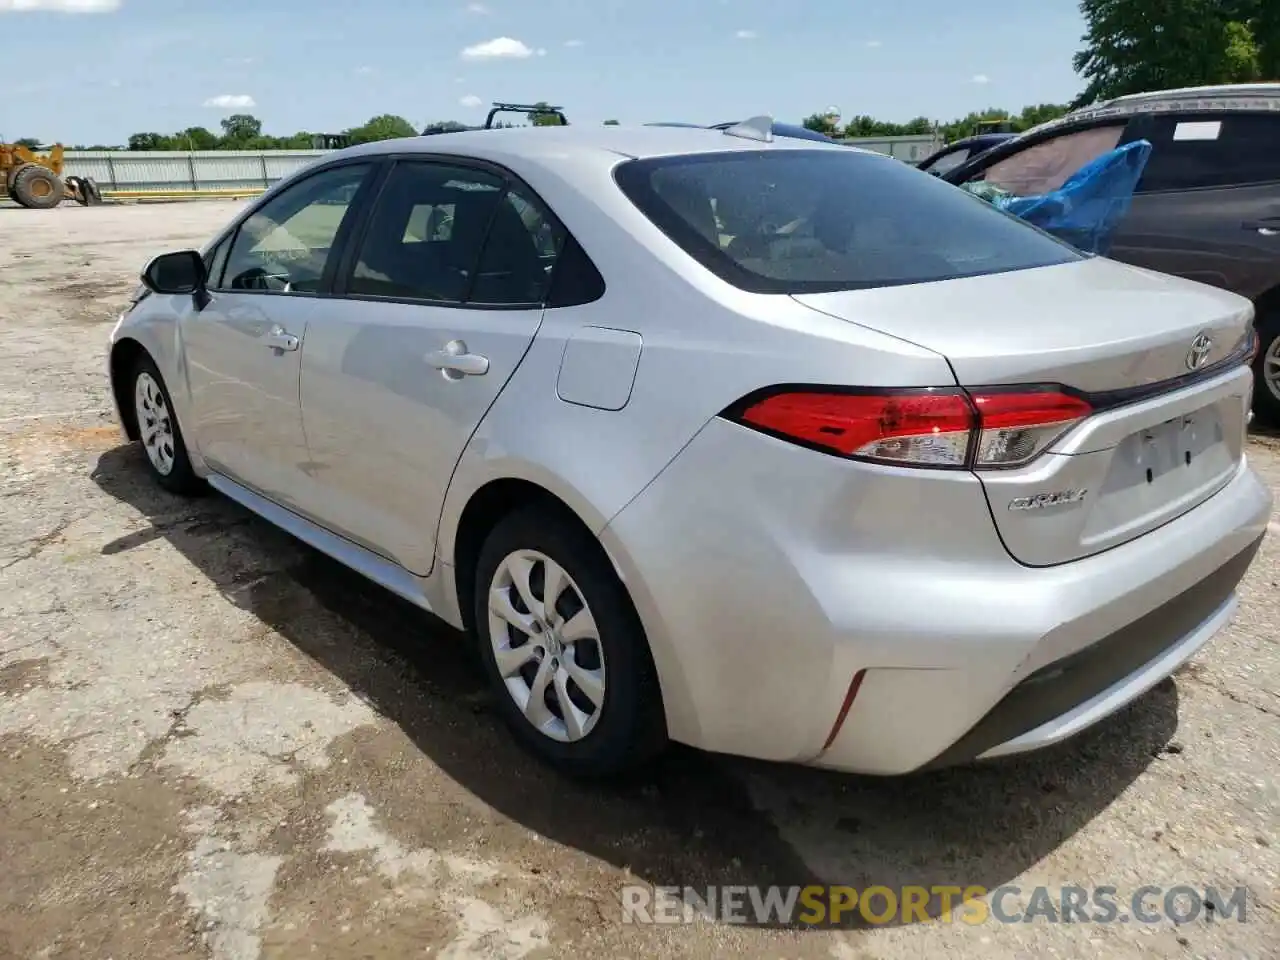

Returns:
1243,220,1280,236
426,340,489,378
264,327,300,352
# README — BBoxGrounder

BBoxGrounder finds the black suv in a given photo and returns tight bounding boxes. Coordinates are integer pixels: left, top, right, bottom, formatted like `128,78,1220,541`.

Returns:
941,84,1280,424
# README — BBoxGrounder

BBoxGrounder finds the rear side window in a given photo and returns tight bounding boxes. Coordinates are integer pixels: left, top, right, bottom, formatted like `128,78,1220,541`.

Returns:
348,162,565,305
1135,113,1280,192
469,183,564,305
613,149,1082,295
348,163,507,302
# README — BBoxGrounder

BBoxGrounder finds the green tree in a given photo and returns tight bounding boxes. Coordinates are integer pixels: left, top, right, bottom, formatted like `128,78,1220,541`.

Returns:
525,101,563,126
603,119,620,125
276,131,321,149
345,114,417,144
1230,0,1280,76
128,132,169,151
939,108,1012,140
219,114,264,146
1259,4,1280,76
175,126,219,150
422,120,471,134
1017,102,1073,130
12,137,41,150
1072,0,1261,105
802,112,839,136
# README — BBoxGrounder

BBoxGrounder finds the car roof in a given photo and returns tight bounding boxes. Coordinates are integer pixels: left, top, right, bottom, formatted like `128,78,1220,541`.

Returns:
647,120,837,143
335,123,847,170
1019,82,1280,140
1103,82,1280,106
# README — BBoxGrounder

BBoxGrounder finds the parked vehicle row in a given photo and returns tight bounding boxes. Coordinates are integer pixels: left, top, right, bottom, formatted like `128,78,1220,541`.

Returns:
109,117,1271,780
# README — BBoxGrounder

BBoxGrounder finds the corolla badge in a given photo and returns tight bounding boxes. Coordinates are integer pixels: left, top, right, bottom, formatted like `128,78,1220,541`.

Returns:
1185,332,1214,371
1008,489,1088,511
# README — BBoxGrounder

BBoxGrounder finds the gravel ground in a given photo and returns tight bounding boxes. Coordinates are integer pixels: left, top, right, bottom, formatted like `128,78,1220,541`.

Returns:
1,201,1277,960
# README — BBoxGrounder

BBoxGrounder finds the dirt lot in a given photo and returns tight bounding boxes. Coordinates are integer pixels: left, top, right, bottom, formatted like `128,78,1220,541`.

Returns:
1,201,1277,960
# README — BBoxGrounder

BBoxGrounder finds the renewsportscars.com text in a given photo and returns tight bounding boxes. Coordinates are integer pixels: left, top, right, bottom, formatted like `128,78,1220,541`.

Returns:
621,884,1250,926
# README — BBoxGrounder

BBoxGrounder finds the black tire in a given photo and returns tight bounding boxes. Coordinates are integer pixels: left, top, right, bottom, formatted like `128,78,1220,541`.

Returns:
5,162,22,194
83,176,103,205
10,164,65,209
1251,313,1280,429
129,353,205,496
473,505,667,778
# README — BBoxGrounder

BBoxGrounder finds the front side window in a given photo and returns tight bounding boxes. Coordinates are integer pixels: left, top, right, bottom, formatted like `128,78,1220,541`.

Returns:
972,126,1126,197
614,149,1082,295
220,164,371,293
1135,113,1280,192
972,124,1126,195
348,162,562,305
202,235,230,288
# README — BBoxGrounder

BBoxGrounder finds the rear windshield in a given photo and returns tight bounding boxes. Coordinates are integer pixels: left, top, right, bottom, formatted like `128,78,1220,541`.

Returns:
613,148,1082,294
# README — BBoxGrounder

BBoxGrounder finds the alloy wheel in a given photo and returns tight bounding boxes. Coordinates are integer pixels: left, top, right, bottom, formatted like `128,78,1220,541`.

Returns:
134,371,176,476
1264,336,1280,403
487,549,607,742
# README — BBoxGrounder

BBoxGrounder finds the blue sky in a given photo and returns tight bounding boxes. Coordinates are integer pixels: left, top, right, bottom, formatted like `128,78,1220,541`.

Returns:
2,0,1089,145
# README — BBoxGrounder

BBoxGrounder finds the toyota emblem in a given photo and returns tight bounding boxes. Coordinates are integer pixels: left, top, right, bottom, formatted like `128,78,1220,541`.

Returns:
1185,332,1214,371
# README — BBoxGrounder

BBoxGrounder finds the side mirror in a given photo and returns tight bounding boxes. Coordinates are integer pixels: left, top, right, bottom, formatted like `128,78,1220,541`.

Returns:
141,250,207,296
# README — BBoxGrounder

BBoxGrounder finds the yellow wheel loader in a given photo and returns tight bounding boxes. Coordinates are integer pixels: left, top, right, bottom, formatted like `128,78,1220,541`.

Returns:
1,142,103,209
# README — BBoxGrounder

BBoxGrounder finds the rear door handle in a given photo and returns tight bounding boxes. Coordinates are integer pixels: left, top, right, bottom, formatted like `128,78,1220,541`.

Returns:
264,326,300,352
426,339,489,378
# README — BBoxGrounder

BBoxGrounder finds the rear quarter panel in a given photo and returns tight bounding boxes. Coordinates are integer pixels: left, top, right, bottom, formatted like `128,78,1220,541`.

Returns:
434,149,959,564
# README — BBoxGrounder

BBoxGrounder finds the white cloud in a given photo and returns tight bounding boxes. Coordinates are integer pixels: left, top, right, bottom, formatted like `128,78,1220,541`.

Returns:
204,94,256,109
465,1,488,11
354,65,375,75
460,36,533,59
536,47,547,56
865,39,882,48
459,94,483,108
971,73,991,84
0,0,120,9
734,29,757,39
563,39,583,47
225,55,257,65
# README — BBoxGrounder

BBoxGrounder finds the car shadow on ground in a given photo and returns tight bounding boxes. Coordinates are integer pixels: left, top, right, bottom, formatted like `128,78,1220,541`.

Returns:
91,444,1179,930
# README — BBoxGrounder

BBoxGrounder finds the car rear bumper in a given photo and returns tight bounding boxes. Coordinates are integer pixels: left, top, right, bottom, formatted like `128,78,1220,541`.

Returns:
600,417,1272,775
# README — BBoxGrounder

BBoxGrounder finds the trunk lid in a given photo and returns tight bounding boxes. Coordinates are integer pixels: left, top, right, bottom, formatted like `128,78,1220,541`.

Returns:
793,258,1255,566
793,257,1252,394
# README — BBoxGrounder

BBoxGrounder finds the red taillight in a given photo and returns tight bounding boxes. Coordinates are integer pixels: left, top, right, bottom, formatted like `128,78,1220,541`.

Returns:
738,389,974,466
970,390,1093,468
729,386,1091,470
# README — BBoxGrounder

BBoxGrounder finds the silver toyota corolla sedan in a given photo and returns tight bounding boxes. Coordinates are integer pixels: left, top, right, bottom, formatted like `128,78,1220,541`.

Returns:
107,121,1272,778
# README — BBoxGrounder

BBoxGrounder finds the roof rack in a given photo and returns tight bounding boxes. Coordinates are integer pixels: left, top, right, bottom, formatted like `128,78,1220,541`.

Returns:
483,101,569,129
1108,82,1280,105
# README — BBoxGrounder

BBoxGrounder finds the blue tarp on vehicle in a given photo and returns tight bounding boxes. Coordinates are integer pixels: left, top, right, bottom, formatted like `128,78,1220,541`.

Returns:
962,139,1152,255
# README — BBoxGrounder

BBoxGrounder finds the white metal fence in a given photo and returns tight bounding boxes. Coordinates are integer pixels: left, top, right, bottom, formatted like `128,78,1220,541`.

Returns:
62,149,329,196
839,134,946,162
55,135,945,199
